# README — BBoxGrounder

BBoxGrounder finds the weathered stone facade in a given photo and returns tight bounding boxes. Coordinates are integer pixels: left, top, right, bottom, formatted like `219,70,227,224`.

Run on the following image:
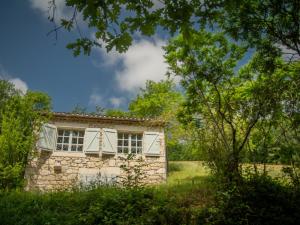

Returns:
25,113,166,191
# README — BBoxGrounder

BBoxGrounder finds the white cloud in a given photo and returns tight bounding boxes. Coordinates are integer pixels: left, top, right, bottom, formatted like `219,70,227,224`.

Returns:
115,38,168,92
95,38,169,93
94,38,121,67
0,65,28,94
89,91,126,108
9,78,28,94
89,92,103,106
89,93,126,108
29,0,74,21
109,97,126,108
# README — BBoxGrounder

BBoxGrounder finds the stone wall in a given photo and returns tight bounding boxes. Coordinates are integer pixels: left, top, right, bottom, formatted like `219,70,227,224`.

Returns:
25,120,166,191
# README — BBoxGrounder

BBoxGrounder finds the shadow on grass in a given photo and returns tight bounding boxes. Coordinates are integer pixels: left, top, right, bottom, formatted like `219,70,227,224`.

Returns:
158,175,216,209
168,162,183,172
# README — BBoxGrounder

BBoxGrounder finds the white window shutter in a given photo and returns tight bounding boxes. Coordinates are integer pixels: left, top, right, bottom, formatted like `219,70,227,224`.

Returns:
144,132,161,155
102,128,117,154
37,123,57,151
83,128,101,153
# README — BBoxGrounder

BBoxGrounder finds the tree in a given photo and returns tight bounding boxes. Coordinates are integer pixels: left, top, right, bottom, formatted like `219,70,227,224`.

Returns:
218,0,300,57
70,103,129,117
71,103,87,114
0,81,51,189
105,108,130,117
272,62,300,186
128,79,201,160
165,30,295,182
129,79,183,118
50,0,300,182
93,105,106,115
0,80,19,134
50,0,299,59
0,80,18,110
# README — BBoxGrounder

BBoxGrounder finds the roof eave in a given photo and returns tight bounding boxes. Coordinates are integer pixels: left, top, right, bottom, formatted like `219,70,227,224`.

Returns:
51,112,166,127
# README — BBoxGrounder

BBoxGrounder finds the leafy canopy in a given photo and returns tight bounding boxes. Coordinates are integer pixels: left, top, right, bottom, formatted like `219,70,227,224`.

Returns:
0,80,51,189
51,0,299,58
165,29,299,181
129,79,183,118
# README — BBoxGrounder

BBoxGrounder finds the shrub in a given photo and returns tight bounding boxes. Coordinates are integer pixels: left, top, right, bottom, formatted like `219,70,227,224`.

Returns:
117,154,148,188
197,175,300,225
0,186,208,225
2,175,298,225
168,162,183,172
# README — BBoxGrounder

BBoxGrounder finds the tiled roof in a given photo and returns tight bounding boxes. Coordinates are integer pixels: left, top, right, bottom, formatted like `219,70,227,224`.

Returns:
52,112,165,126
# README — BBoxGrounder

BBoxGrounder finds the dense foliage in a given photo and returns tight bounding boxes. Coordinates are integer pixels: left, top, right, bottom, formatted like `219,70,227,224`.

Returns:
0,184,213,225
129,80,182,118
0,80,51,189
128,80,202,161
199,175,300,225
1,176,300,225
165,30,300,182
51,0,299,60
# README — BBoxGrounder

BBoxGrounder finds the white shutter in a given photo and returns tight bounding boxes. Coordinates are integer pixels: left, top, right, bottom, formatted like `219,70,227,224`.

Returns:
37,123,57,151
102,128,117,154
144,132,161,155
83,128,101,153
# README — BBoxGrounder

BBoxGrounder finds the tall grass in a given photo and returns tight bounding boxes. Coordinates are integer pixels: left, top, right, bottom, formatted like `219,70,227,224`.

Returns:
167,161,210,185
168,161,287,184
0,161,296,225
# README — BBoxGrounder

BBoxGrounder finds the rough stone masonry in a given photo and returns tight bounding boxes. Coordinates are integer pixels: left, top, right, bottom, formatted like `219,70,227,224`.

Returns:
25,112,167,191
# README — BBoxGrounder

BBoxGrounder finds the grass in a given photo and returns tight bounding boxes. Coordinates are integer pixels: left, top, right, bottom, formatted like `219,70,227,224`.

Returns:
167,161,210,185
242,163,285,178
165,161,289,208
159,161,215,209
167,161,288,185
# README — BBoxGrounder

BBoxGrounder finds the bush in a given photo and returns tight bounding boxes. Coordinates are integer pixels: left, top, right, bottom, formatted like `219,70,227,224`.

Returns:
198,175,300,225
0,186,206,225
168,162,183,172
2,175,299,225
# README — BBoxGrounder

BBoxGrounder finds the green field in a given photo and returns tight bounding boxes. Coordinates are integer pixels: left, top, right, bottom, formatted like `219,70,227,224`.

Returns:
167,161,210,185
167,161,287,185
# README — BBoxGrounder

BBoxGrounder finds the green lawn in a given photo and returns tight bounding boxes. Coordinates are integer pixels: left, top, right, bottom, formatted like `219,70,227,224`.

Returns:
167,161,288,185
167,161,210,185
160,161,214,208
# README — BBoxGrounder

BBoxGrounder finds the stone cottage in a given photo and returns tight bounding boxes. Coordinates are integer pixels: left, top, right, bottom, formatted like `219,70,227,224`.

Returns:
25,112,166,191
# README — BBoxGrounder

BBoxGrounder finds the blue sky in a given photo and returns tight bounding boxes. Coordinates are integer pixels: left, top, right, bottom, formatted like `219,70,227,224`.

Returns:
0,0,169,112
0,1,253,113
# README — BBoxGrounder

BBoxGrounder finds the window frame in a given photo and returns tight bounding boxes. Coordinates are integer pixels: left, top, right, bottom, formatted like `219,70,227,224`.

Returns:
56,128,85,152
117,132,143,154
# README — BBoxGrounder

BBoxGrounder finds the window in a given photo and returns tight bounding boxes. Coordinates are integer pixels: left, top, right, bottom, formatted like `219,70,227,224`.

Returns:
130,134,143,154
56,129,84,152
117,133,143,154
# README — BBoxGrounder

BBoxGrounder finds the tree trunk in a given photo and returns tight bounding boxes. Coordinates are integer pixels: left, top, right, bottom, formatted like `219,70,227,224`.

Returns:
225,152,242,184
